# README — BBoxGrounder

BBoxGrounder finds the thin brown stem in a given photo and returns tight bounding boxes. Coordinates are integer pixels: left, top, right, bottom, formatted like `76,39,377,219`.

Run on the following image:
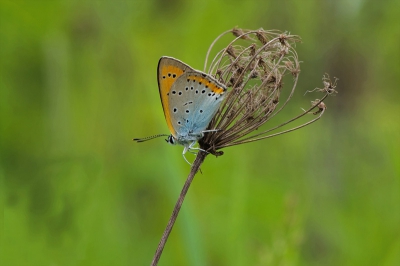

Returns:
204,29,233,72
219,106,326,148
151,151,207,266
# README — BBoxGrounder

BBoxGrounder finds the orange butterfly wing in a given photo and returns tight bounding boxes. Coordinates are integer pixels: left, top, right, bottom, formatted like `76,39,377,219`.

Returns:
157,57,193,137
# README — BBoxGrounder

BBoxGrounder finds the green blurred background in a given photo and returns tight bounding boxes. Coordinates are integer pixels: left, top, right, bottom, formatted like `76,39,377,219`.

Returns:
1,0,399,265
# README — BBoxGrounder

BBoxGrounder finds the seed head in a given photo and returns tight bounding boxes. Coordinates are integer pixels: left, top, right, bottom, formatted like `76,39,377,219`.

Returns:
199,28,337,156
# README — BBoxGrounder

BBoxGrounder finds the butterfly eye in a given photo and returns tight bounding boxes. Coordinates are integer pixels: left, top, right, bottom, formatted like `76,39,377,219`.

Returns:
166,135,175,145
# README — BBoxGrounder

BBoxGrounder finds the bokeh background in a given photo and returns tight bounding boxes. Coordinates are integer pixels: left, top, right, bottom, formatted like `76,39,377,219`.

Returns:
1,0,399,265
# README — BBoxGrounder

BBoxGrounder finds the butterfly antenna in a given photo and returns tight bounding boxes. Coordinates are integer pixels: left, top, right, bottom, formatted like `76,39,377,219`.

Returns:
133,134,170,143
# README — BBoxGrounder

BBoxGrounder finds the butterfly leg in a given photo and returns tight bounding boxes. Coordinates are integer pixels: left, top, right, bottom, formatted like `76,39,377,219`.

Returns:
201,129,221,133
182,145,192,165
188,141,209,154
187,141,199,155
188,150,198,155
192,147,209,154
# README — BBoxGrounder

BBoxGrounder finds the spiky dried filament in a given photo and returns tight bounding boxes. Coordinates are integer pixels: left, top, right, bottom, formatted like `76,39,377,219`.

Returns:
304,73,338,96
198,28,336,155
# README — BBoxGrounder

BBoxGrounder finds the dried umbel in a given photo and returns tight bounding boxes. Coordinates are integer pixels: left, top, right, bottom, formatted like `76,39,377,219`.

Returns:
196,28,335,156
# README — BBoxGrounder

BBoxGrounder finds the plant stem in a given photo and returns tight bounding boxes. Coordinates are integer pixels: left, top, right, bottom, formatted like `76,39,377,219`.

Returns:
151,151,207,266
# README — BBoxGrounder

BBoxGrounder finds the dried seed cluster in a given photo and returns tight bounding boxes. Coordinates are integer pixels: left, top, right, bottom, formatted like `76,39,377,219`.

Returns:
199,28,336,155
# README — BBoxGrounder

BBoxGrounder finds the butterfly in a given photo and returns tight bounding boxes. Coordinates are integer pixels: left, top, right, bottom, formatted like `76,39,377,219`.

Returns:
134,56,227,164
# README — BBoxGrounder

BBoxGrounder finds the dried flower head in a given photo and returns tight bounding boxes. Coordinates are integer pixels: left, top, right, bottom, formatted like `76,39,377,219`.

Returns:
196,28,337,156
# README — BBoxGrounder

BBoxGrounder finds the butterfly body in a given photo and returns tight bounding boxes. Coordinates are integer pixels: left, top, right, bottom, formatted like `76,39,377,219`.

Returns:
135,57,226,164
